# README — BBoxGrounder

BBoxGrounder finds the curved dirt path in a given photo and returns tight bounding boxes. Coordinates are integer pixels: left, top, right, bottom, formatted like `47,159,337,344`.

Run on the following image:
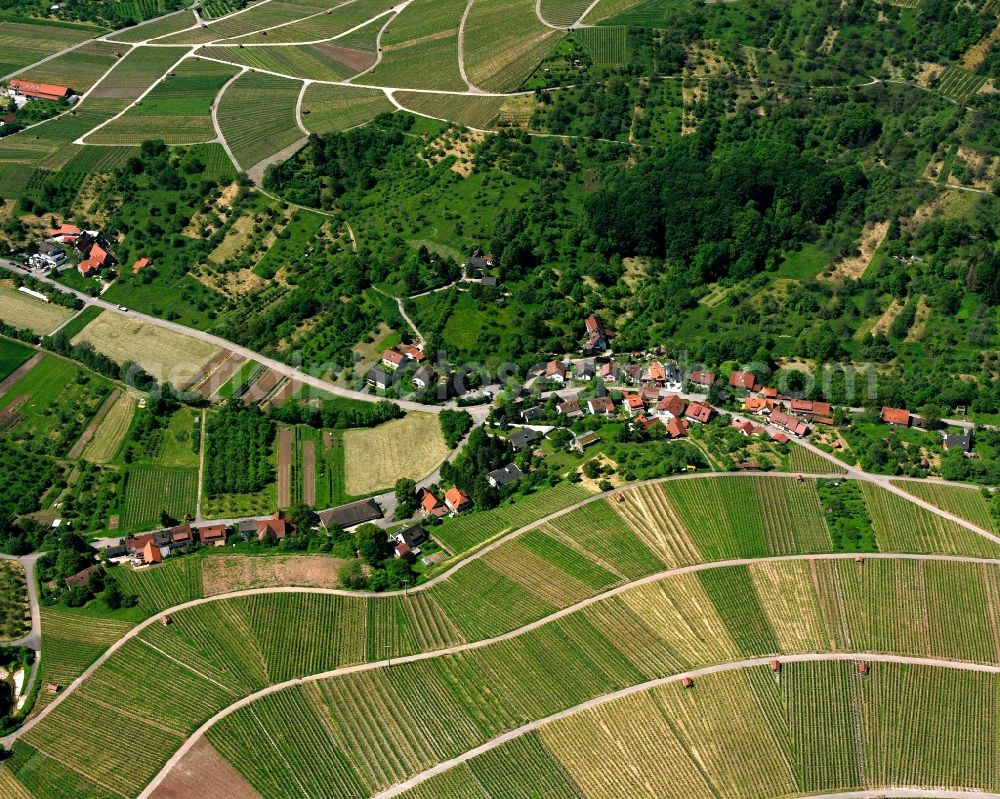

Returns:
457,0,485,93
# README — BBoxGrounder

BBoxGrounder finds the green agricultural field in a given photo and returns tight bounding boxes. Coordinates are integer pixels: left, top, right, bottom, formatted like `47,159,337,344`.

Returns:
155,406,201,468
227,0,398,43
120,464,198,530
88,57,240,145
0,354,111,458
394,91,506,128
540,0,592,25
362,0,467,91
155,0,329,44
215,71,305,170
0,338,34,383
860,482,998,556
10,523,1000,799
106,9,198,42
432,481,590,553
891,480,999,534
86,45,191,101
202,42,369,82
936,66,987,101
33,607,135,712
216,360,264,400
0,19,103,78
573,25,629,64
463,0,565,91
300,83,395,133
787,444,846,474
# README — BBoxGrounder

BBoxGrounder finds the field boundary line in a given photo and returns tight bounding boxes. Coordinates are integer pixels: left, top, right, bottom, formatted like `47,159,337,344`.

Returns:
457,0,485,92
145,0,276,43
295,79,311,136
215,0,360,43
137,638,235,693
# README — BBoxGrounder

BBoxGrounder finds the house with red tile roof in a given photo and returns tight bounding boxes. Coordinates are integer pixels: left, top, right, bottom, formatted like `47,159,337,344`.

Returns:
77,243,113,277
583,314,608,352
690,370,715,386
770,410,809,437
49,223,81,242
772,432,790,444
881,407,911,427
199,524,227,546
132,257,151,275
142,540,162,565
257,510,296,541
729,370,759,392
545,361,567,383
647,362,666,382
419,489,448,518
654,394,686,420
665,417,688,439
623,394,645,416
633,414,661,433
684,402,714,424
9,79,72,101
381,348,410,371
444,486,472,514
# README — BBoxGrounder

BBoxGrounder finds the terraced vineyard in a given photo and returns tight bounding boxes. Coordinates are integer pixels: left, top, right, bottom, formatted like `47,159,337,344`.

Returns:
463,0,565,91
203,42,371,82
936,66,987,101
5,474,1000,799
394,91,507,128
362,0,467,91
89,58,240,144
301,83,395,132
215,71,305,169
891,479,999,534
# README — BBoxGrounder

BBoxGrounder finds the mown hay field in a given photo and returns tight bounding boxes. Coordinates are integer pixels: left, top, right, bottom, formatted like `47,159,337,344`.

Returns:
70,310,222,384
342,412,449,494
0,283,74,335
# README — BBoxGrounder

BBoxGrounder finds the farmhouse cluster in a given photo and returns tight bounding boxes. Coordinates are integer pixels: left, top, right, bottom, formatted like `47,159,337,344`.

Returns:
28,221,152,280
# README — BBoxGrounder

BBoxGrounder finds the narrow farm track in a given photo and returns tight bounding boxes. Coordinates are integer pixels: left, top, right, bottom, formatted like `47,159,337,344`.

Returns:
458,0,486,93
371,653,1000,799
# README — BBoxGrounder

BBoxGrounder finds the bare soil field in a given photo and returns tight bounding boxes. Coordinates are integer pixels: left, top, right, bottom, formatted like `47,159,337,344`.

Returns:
0,283,74,335
342,412,449,495
67,389,121,459
302,438,316,506
149,737,261,799
179,349,230,391
194,353,246,399
240,369,283,405
70,311,221,383
277,426,292,508
200,553,347,595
